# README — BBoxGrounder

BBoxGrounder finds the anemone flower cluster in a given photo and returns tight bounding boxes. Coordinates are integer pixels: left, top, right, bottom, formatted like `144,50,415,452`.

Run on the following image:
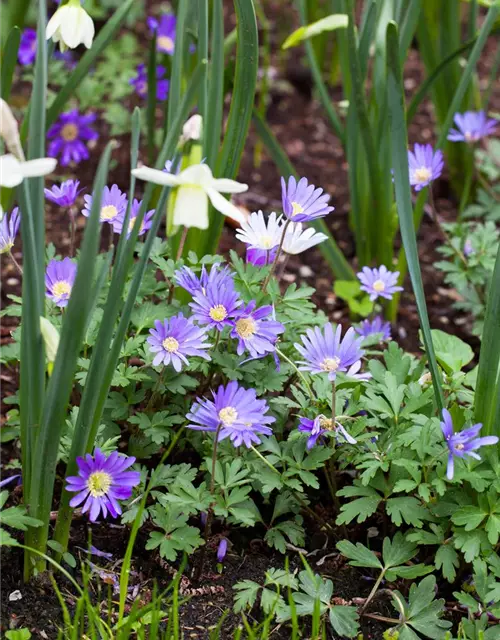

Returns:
174,263,234,297
295,323,366,382
189,268,243,332
298,415,357,449
440,409,498,480
47,110,98,166
129,64,169,101
82,184,127,226
281,176,334,222
0,208,21,255
235,210,328,266
147,313,211,371
187,381,275,448
45,257,77,307
357,266,403,302
230,302,285,359
407,143,444,192
148,14,177,55
112,199,155,237
447,110,497,143
355,316,391,342
65,449,141,522
45,179,83,208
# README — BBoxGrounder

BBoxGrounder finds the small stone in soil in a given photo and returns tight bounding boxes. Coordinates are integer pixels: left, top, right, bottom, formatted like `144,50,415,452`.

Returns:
299,265,313,278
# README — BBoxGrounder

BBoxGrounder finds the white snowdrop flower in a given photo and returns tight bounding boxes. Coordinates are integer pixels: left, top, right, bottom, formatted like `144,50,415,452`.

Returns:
235,211,283,252
282,221,328,255
0,99,24,160
132,163,247,230
46,0,95,52
0,154,57,188
181,114,203,143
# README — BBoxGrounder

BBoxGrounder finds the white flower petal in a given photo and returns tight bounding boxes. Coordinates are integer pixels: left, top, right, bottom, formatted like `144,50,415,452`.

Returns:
46,12,61,41
132,166,180,186
205,187,245,223
21,157,57,178
0,154,24,188
173,186,209,229
176,163,213,187
210,177,249,194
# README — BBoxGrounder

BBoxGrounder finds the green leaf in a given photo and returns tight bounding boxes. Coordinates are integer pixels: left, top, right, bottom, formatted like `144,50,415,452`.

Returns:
282,14,348,49
435,545,460,582
452,505,488,530
328,606,360,638
0,503,43,531
454,529,491,563
5,630,32,640
431,329,474,374
233,580,261,613
1,27,21,101
386,497,429,527
336,496,381,525
383,532,418,568
336,540,382,569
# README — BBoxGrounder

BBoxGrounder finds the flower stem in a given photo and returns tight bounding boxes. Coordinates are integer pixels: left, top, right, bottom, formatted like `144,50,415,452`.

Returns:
145,367,165,413
360,569,386,613
275,347,315,402
262,219,291,293
175,225,189,261
8,251,23,275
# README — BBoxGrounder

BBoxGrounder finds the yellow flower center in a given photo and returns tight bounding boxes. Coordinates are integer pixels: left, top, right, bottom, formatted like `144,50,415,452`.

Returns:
236,317,257,339
162,336,179,353
455,443,465,451
61,123,79,142
128,218,143,234
291,201,304,217
260,235,275,249
1,241,14,255
372,279,386,292
319,417,334,430
52,280,72,297
209,305,227,322
101,205,118,221
219,406,238,425
413,167,432,184
87,471,112,497
158,35,174,51
464,131,474,142
321,356,341,372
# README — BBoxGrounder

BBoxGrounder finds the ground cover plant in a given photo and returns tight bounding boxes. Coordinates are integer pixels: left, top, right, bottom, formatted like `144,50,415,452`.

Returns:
1,0,500,638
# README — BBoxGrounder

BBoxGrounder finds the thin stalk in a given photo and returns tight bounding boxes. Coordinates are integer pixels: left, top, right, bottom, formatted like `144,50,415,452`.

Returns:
69,208,77,257
262,219,291,292
275,347,315,402
8,251,23,275
144,367,165,414
360,569,386,613
175,226,189,261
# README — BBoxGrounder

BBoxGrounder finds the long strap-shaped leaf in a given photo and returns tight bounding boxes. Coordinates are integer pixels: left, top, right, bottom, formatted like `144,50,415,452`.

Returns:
28,143,114,565
252,110,354,282
52,64,207,553
0,27,21,100
204,0,224,168
166,0,189,130
386,21,444,411
475,243,500,439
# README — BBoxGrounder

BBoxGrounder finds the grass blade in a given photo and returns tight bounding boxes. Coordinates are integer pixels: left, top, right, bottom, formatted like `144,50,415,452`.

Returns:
45,0,134,128
252,110,355,281
147,31,157,164
1,27,21,100
204,0,224,168
166,0,189,131
386,21,444,411
197,0,209,126
475,243,500,438
28,143,113,568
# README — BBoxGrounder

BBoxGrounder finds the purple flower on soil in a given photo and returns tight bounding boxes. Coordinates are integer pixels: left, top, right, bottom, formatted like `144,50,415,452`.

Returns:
230,301,284,358
187,381,275,447
112,198,155,237
47,110,98,166
298,416,327,449
447,110,498,143
148,14,177,55
408,143,444,192
45,179,84,208
147,312,211,371
45,257,77,307
190,279,242,332
295,323,365,382
0,207,21,254
217,539,228,562
82,184,128,225
357,265,403,302
281,176,334,222
129,64,169,101
18,28,37,65
440,408,498,480
65,448,141,522
355,316,391,342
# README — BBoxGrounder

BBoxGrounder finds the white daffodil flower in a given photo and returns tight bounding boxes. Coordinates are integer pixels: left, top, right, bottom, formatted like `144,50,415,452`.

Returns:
181,114,203,143
0,154,57,188
132,163,248,230
46,0,95,52
0,99,24,160
235,211,283,252
282,222,328,255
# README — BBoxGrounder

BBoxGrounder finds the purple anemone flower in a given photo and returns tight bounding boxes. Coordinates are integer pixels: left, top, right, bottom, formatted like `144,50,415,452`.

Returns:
190,280,242,332
0,208,21,255
357,266,403,302
129,64,169,101
112,198,155,237
45,179,84,208
47,110,98,166
246,247,278,266
217,539,228,562
82,184,128,225
463,238,474,257
230,301,284,358
298,416,327,450
187,381,275,448
447,111,498,143
174,263,233,297
18,28,37,65
440,409,498,480
281,176,334,223
355,316,391,342
65,448,141,522
148,14,177,55
295,323,365,382
408,144,444,192
45,257,77,307
147,313,211,371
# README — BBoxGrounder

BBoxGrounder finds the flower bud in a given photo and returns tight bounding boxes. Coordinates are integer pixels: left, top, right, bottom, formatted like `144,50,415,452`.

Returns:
217,538,227,563
181,115,203,143
40,317,60,373
46,0,95,52
0,99,24,161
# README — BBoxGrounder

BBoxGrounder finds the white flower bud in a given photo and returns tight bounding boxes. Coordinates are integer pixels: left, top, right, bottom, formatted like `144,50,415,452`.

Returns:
46,0,95,52
40,317,60,365
181,115,203,143
0,99,24,161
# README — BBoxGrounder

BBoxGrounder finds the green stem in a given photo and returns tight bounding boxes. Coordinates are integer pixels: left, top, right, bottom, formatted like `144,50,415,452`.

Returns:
275,347,315,402
144,367,165,414
360,568,386,613
262,219,291,293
